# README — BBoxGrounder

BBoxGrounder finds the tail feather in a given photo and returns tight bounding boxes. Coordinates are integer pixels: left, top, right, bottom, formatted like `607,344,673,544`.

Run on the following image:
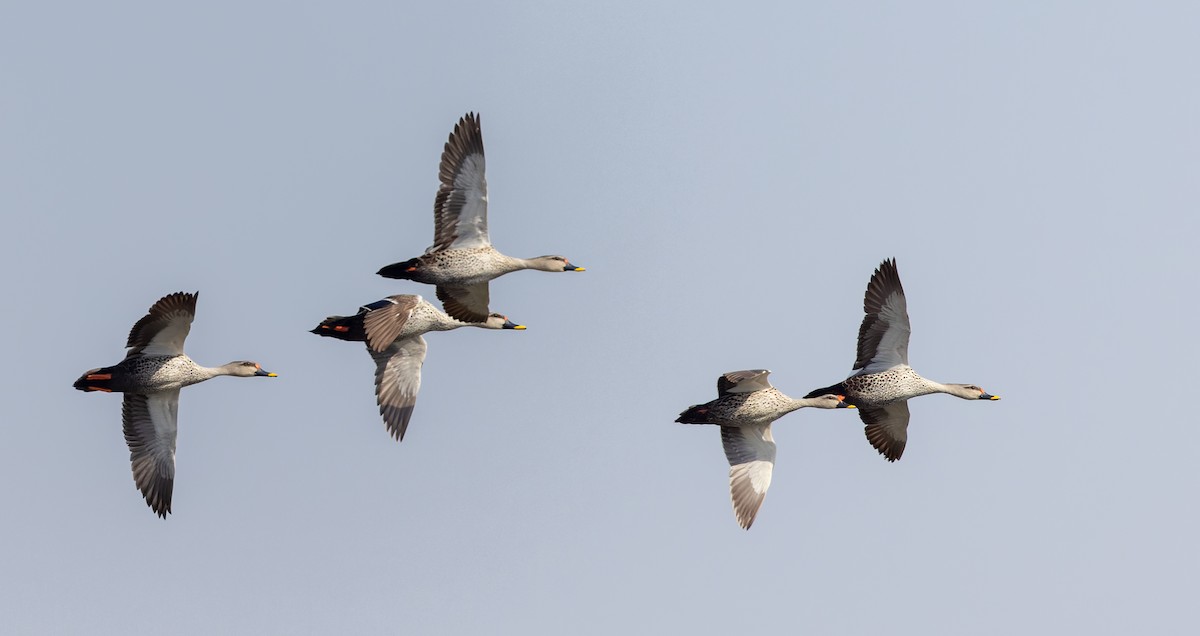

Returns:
377,258,421,280
74,367,114,392
676,404,714,424
311,314,367,342
804,382,847,399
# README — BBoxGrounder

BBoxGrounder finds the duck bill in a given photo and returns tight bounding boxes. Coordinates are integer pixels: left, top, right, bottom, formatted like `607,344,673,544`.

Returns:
503,320,526,330
836,395,855,409
981,393,999,400
255,369,278,377
565,264,586,272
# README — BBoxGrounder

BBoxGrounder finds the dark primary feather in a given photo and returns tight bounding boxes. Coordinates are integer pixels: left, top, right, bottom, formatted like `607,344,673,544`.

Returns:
855,258,908,370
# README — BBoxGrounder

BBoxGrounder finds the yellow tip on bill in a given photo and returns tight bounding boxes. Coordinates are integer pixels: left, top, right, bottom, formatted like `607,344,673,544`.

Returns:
573,267,586,272
513,325,527,330
267,373,278,377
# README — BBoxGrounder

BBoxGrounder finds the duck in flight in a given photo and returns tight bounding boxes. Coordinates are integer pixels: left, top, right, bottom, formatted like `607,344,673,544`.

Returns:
73,292,276,518
805,258,1000,462
312,294,524,441
377,112,585,323
677,370,851,529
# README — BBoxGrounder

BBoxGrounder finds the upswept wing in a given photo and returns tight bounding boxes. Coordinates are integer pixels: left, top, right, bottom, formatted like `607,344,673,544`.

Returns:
429,112,489,252
855,258,910,374
126,292,197,357
717,369,773,396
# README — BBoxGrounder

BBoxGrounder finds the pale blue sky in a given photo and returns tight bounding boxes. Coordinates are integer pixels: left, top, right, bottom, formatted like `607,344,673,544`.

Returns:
2,1,1198,633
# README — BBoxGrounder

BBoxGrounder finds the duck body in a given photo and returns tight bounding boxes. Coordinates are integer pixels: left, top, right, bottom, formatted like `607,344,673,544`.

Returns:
377,246,530,287
676,370,850,529
805,258,999,462
808,365,944,409
676,387,807,428
74,355,236,394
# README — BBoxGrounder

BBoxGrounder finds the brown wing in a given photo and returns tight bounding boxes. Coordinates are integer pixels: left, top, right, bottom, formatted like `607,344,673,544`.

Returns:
370,336,427,441
361,295,420,353
859,401,910,462
126,292,198,357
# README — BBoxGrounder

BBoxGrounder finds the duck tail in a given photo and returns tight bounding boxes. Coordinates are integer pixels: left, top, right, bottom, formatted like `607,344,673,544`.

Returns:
803,382,847,399
675,404,714,424
311,314,367,342
377,258,421,280
74,367,115,392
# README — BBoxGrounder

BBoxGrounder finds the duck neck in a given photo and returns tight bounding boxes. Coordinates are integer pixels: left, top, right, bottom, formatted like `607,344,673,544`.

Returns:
187,362,237,385
916,377,973,399
929,381,983,400
785,397,827,413
429,313,471,333
502,255,541,273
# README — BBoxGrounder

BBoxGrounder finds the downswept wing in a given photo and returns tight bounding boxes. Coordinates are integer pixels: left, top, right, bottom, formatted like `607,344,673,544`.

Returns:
371,336,428,442
122,391,179,517
126,292,197,357
721,424,777,529
429,112,489,252
859,401,911,462
436,282,490,323
855,258,911,374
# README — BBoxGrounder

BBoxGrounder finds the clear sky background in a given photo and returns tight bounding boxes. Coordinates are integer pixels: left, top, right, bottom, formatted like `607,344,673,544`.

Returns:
2,1,1197,633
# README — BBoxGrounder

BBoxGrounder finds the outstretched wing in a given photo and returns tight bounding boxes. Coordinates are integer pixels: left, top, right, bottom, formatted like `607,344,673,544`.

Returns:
429,112,489,252
122,391,179,517
371,335,428,441
717,369,773,396
854,258,910,374
721,424,777,529
126,292,197,357
859,401,910,462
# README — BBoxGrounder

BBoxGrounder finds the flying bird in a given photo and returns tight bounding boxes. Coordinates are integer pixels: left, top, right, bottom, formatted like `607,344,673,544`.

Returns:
377,112,585,323
805,258,1000,461
312,294,524,441
73,292,277,518
676,370,851,529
